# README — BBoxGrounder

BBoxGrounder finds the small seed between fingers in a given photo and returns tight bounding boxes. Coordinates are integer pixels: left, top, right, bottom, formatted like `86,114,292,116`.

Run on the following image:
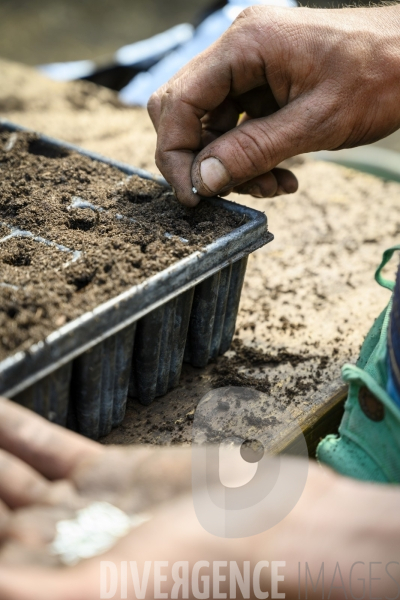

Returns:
192,187,198,194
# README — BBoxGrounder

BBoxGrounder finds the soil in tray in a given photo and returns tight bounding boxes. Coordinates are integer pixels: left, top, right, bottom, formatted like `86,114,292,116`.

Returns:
0,129,244,360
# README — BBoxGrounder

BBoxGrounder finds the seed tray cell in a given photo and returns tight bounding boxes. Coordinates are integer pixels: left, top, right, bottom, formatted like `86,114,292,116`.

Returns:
0,224,81,275
0,120,273,439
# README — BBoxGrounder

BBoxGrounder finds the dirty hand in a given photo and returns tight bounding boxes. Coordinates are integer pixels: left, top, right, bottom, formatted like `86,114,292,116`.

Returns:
0,398,191,574
148,5,400,206
0,400,400,599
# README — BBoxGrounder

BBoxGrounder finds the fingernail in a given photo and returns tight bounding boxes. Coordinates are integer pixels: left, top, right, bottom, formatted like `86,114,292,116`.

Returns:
276,186,287,196
247,185,264,198
200,157,231,193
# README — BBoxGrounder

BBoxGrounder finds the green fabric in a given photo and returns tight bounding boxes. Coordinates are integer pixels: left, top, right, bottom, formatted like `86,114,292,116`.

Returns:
316,244,400,483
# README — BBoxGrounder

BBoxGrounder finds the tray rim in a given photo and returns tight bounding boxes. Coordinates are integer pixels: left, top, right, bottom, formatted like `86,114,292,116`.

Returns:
0,119,273,397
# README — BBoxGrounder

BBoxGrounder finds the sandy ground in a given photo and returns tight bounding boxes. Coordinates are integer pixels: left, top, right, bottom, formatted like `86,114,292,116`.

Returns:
1,58,399,448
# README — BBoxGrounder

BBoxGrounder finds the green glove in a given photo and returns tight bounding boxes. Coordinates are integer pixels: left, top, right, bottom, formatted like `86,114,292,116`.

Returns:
317,245,400,483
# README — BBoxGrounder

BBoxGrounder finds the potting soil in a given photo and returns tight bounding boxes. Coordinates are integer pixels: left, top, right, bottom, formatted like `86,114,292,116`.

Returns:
0,129,243,360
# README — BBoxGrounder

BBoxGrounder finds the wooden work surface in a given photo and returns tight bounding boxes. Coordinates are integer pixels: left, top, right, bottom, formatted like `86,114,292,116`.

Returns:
1,58,399,452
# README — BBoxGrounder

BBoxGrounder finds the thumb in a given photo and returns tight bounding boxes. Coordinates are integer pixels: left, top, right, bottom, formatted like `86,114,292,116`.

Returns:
191,94,337,196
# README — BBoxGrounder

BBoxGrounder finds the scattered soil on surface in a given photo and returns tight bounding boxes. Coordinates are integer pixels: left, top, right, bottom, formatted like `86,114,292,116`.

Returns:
0,128,243,359
211,338,329,396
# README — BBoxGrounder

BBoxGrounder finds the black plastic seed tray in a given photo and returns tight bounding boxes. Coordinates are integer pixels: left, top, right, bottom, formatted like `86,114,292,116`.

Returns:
0,120,273,439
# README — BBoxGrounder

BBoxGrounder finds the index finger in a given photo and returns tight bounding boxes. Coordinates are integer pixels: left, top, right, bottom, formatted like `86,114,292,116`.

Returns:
0,398,103,481
149,29,266,206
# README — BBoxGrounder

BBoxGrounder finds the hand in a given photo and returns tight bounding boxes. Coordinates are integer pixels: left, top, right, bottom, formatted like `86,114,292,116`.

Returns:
0,398,399,599
148,5,400,206
0,397,191,571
